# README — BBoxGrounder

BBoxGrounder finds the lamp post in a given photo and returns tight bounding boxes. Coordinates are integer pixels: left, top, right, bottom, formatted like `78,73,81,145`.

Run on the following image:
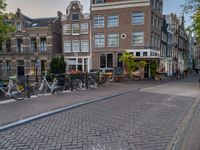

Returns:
35,52,39,82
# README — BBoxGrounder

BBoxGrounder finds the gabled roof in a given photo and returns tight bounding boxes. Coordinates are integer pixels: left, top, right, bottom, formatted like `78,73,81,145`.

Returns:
16,9,57,28
27,17,57,28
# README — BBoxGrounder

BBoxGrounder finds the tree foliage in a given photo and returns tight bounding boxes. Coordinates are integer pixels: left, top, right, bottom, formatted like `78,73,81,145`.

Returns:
0,0,15,43
150,60,158,79
119,51,147,75
183,0,200,40
50,56,66,74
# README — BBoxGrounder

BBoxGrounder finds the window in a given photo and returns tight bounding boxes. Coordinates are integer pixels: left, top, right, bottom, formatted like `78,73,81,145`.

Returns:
72,40,80,52
6,39,11,52
72,13,79,21
16,22,22,31
72,24,79,35
17,39,23,52
67,58,76,71
108,15,118,27
40,38,46,52
31,60,36,75
94,33,105,48
136,52,141,56
41,60,47,73
143,52,148,56
108,33,119,47
63,24,71,35
132,12,144,25
81,40,89,52
132,32,144,46
64,41,71,53
95,0,104,3
100,53,113,68
81,23,89,34
6,61,11,76
93,16,104,28
31,38,37,51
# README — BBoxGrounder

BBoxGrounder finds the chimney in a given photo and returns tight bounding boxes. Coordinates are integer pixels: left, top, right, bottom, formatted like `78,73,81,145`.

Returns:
57,11,62,18
17,8,21,13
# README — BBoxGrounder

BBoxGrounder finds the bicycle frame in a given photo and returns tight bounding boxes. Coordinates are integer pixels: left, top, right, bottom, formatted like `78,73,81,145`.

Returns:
0,80,15,97
41,72,58,94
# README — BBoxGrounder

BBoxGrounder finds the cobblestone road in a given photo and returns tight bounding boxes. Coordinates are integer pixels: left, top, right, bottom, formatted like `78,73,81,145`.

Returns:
0,90,195,150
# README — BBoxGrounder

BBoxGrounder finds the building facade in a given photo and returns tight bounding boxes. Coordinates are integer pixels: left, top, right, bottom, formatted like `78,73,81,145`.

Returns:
90,0,163,77
0,9,62,77
165,13,181,74
61,1,91,72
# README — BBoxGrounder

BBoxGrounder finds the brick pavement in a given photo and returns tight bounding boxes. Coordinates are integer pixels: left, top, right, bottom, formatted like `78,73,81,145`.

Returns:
0,78,173,127
0,76,198,150
0,82,145,127
0,90,195,150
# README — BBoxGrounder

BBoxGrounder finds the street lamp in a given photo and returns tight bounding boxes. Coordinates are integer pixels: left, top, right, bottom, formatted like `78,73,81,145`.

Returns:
35,52,39,82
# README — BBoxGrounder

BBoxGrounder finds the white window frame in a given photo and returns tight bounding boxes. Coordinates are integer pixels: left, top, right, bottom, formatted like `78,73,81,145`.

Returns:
132,32,144,46
64,41,71,53
108,33,119,47
16,22,22,31
81,40,89,52
63,24,71,35
81,23,89,34
132,12,144,25
72,40,80,52
71,13,79,21
95,0,104,3
99,53,113,69
93,16,104,28
108,15,119,27
72,24,79,35
94,33,105,48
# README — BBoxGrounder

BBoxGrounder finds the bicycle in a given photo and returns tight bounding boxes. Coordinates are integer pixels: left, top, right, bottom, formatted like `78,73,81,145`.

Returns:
89,71,111,87
62,73,83,91
33,71,63,96
0,76,26,101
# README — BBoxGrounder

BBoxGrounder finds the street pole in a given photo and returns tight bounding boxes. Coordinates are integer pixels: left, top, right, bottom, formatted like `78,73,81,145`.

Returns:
35,53,39,82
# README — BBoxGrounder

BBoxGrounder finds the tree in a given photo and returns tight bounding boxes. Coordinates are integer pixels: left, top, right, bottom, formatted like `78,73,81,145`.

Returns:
119,51,147,76
182,0,200,40
50,56,66,74
119,51,136,75
0,0,15,43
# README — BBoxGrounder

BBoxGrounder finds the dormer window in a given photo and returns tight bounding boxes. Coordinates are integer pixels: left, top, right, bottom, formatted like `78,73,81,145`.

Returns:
16,22,22,31
95,0,104,3
72,13,79,21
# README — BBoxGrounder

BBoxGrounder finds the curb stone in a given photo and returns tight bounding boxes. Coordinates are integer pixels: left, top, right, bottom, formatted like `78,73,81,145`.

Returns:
166,93,200,150
0,90,132,132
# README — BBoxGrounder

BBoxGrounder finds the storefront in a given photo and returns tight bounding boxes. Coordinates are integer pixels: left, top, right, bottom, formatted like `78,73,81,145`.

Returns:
65,57,91,72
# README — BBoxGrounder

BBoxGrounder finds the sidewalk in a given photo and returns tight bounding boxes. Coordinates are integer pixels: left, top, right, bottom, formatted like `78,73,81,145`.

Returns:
0,82,138,127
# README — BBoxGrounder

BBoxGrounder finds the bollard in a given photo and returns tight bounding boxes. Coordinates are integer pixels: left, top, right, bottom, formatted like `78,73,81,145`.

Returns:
85,72,88,89
26,75,30,98
199,77,200,88
70,75,73,91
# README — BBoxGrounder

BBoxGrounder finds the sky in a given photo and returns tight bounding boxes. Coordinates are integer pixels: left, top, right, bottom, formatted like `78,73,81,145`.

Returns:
5,0,192,25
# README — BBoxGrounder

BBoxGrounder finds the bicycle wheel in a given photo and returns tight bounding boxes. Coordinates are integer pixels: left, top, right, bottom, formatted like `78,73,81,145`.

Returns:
101,76,110,87
53,85,64,94
72,79,82,91
33,82,47,96
88,79,97,89
11,83,26,101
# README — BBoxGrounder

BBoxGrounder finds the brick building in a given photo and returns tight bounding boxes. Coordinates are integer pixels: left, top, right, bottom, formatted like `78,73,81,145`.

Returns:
0,9,62,77
61,1,91,72
91,0,163,77
165,13,181,74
